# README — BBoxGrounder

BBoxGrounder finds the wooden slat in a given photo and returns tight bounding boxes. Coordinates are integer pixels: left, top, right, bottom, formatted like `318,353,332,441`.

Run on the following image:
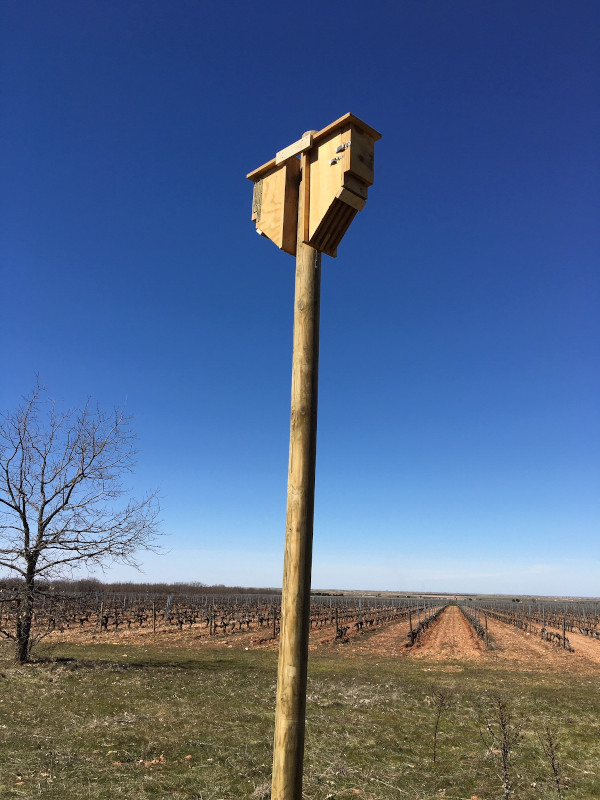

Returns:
301,152,311,244
336,187,366,212
275,132,313,165
347,124,375,186
247,157,277,182
312,113,381,145
343,173,368,200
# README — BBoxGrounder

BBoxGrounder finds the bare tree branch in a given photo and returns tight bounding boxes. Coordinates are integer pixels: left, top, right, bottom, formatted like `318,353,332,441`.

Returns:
0,384,162,661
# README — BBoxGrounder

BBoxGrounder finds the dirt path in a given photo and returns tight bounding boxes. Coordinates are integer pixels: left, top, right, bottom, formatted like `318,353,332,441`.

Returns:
336,618,412,657
409,605,485,661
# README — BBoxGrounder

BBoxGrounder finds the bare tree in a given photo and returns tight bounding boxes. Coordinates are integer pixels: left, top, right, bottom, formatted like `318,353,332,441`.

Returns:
0,383,161,662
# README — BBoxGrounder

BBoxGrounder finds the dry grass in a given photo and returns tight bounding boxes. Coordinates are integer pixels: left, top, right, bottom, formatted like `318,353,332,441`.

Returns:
1,639,599,798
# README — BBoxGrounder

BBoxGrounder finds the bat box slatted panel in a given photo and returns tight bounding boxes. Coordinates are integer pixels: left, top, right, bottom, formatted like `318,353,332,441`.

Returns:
250,158,300,256
309,197,358,255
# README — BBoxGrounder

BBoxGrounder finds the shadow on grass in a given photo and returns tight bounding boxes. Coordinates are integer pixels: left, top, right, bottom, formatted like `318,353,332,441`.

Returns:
23,641,278,676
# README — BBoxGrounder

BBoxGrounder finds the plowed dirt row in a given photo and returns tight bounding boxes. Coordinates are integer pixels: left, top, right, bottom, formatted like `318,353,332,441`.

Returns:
339,618,412,657
484,616,600,672
409,605,485,661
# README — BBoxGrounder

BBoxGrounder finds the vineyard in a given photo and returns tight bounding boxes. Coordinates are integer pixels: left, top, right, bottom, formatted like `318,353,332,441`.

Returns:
0,582,446,651
461,597,600,653
2,585,600,800
3,580,600,671
3,580,600,664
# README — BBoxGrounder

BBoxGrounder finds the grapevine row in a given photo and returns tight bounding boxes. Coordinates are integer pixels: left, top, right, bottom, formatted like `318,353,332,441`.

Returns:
0,585,442,645
463,599,577,652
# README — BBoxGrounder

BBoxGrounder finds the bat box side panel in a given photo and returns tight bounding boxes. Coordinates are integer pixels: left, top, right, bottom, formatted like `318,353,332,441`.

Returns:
252,158,300,256
346,124,375,187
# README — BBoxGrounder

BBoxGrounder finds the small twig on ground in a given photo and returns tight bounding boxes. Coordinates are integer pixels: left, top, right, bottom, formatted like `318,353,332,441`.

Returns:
479,693,524,800
430,684,455,762
538,719,565,800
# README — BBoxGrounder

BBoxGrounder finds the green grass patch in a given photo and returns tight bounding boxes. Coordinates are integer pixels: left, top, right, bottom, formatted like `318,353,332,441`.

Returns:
1,641,599,799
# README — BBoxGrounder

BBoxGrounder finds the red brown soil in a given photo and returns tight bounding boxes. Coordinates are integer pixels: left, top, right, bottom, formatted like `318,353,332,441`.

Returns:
549,628,600,666
483,616,600,673
335,618,412,658
409,605,485,661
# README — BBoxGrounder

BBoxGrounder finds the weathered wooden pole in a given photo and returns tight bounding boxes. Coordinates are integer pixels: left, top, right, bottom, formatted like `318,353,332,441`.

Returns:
271,149,321,800
247,113,380,800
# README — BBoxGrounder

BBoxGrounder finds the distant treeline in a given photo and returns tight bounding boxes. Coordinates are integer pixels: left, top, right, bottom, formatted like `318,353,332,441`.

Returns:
0,577,280,596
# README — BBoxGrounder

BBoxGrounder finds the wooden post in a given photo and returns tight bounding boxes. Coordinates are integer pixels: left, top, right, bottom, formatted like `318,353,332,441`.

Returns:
271,148,321,800
247,114,380,800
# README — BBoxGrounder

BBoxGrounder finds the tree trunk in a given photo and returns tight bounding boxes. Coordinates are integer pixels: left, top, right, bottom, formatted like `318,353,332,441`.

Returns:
15,566,36,663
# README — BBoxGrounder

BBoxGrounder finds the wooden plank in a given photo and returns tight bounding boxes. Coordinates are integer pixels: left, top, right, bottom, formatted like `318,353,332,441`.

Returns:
252,159,300,255
282,159,301,255
301,151,310,244
347,124,375,186
312,112,381,145
343,173,368,200
275,132,313,165
247,157,277,182
336,186,366,212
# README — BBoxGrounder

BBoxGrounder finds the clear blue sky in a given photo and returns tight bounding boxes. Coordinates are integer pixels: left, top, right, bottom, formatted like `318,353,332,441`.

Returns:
2,1,598,596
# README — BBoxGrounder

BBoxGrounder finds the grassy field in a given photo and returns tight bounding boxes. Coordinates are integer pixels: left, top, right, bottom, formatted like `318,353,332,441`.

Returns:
1,639,599,799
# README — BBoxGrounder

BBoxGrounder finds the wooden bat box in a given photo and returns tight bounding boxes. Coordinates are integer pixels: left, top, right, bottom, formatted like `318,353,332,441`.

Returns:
247,113,380,258
306,115,380,257
249,157,300,256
